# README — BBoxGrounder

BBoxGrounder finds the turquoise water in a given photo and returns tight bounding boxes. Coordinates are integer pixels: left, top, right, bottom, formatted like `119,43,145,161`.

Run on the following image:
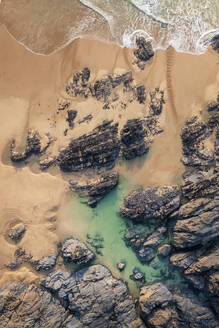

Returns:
66,176,185,296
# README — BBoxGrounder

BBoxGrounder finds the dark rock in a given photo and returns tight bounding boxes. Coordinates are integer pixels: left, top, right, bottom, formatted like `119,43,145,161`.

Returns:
8,223,26,242
0,281,80,328
6,260,22,270
66,109,77,128
208,94,219,112
185,274,205,290
61,238,94,264
146,307,176,328
121,185,180,222
58,121,120,171
133,37,154,70
31,255,57,271
181,116,216,168
150,88,165,115
211,34,219,53
69,171,119,207
39,155,57,170
158,244,171,257
42,265,145,327
120,119,150,160
139,283,173,316
136,85,146,104
78,114,93,124
208,272,219,297
130,267,145,282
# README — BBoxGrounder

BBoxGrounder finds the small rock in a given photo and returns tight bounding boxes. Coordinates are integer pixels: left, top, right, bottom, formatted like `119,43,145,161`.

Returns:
32,255,57,271
8,223,26,242
117,262,126,271
130,267,145,282
61,238,94,264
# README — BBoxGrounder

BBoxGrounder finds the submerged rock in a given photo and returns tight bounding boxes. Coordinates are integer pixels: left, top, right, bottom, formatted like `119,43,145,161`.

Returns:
158,244,171,257
117,262,126,271
130,267,145,283
121,185,180,222
69,171,119,207
61,238,94,264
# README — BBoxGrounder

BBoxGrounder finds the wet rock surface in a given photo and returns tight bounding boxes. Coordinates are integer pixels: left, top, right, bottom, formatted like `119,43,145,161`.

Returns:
61,238,95,264
133,37,154,70
69,171,119,207
121,185,180,222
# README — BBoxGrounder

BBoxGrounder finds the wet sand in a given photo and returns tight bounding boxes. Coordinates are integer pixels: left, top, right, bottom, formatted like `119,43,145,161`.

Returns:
0,24,218,286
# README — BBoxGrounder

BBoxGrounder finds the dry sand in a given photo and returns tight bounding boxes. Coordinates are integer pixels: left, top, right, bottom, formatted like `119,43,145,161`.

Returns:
0,24,218,285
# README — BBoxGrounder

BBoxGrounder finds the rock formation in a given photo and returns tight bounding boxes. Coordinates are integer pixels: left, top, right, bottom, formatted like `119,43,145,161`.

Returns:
69,171,119,207
61,238,95,264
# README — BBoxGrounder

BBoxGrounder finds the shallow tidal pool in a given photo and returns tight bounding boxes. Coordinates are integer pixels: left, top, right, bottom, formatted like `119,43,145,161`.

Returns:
63,175,185,296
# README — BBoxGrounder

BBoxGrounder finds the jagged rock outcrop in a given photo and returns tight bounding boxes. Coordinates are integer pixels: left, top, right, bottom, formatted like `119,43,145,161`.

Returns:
139,283,173,317
58,121,120,171
0,281,82,328
149,88,165,115
120,117,162,160
133,37,154,70
10,130,52,162
66,109,77,128
31,255,57,271
181,116,215,167
121,185,180,222
139,283,218,328
61,238,94,264
42,265,145,328
69,171,119,207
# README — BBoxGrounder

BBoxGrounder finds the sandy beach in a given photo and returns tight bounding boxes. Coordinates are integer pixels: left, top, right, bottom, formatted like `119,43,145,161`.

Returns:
0,23,218,286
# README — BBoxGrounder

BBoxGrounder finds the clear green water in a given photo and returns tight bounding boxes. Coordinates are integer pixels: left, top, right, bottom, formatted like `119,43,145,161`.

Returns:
65,176,185,296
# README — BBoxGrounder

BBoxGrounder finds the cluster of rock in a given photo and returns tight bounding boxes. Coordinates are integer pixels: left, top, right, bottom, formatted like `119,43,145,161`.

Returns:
139,282,218,328
133,37,154,70
69,172,119,207
10,129,52,163
181,114,217,167
0,263,144,327
120,101,219,323
125,226,168,263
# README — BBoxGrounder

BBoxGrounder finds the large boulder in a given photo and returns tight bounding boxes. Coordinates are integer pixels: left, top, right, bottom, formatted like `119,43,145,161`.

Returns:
121,186,180,222
61,238,94,264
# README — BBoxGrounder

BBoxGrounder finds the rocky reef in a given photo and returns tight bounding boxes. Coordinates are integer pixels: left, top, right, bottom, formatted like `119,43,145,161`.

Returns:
69,171,119,207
